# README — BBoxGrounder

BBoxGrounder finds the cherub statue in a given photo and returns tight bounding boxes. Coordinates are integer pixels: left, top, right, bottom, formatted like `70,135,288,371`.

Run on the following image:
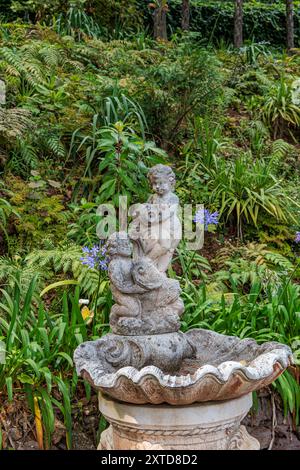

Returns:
129,164,182,273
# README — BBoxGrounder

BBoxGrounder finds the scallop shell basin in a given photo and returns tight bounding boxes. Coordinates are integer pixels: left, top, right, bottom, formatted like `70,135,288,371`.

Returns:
74,329,293,405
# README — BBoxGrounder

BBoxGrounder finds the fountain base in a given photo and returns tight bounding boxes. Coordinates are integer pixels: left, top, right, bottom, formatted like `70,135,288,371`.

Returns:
98,392,260,451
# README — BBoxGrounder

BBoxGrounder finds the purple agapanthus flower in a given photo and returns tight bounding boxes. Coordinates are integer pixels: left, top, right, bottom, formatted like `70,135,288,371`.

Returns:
295,232,300,243
194,209,219,231
80,242,108,271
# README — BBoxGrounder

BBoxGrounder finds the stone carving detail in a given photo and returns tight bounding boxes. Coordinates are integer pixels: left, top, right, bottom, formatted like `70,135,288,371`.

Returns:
75,331,195,378
130,164,182,273
97,393,261,451
228,425,260,450
100,427,259,451
98,427,113,450
107,232,184,336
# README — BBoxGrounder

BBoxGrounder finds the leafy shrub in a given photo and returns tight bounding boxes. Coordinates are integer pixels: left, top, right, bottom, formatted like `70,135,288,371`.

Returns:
261,77,300,139
70,119,165,204
0,275,108,449
5,175,69,251
206,153,298,239
212,242,295,293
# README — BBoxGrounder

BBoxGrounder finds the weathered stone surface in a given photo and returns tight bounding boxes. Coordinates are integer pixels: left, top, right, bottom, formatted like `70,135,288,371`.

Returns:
98,392,260,450
130,164,182,273
104,164,184,336
74,328,292,405
106,232,184,336
74,332,195,377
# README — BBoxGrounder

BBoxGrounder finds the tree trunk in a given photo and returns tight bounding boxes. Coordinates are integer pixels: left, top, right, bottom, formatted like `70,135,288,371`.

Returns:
153,2,168,41
234,0,243,48
182,0,190,31
286,0,295,52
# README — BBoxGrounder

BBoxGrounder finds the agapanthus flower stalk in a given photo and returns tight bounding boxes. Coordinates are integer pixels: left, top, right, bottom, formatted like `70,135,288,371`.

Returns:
194,209,219,231
80,242,108,271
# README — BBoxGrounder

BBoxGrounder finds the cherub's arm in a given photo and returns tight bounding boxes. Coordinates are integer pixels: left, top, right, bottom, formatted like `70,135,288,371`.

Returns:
109,263,147,294
159,197,179,222
167,193,179,207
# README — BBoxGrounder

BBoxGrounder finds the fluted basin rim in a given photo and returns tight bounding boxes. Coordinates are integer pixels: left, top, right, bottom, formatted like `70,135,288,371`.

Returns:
74,329,293,404
80,347,292,388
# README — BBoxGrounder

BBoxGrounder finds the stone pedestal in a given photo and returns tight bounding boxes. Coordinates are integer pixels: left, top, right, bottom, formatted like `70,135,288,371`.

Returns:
98,392,260,450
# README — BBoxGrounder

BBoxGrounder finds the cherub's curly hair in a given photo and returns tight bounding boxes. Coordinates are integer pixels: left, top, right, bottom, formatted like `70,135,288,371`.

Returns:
147,164,176,188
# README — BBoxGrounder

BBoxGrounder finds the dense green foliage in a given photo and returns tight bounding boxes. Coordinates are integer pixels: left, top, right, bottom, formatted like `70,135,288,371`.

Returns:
166,1,300,47
1,1,300,46
0,3,300,450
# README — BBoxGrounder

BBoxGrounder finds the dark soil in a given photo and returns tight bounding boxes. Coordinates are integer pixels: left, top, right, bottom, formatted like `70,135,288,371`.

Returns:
243,389,300,450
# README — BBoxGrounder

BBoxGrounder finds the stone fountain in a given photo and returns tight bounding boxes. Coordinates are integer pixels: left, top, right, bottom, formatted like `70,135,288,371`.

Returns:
74,164,293,450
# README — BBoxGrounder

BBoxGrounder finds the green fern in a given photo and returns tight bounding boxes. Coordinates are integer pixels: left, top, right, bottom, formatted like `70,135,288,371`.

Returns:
212,242,294,292
0,256,45,297
0,47,44,86
271,139,295,159
263,252,293,271
25,244,107,297
258,218,296,254
15,138,38,169
47,135,66,158
38,45,61,68
0,41,86,97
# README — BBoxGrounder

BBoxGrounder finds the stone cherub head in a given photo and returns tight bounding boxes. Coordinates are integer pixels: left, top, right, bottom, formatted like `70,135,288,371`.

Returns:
147,164,176,199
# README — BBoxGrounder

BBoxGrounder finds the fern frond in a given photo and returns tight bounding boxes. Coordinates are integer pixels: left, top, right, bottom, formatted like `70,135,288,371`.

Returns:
271,139,295,158
16,138,38,168
0,256,46,295
25,244,106,297
4,64,20,77
264,252,293,271
0,48,23,72
64,59,85,71
38,45,61,67
47,135,66,158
